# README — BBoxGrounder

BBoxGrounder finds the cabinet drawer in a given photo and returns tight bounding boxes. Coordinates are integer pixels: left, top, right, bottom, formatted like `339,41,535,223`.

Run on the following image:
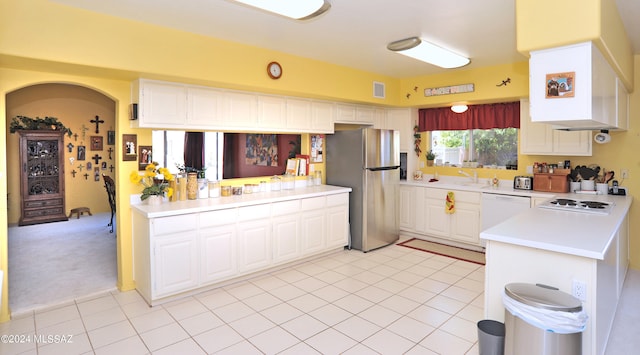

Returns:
24,198,63,208
153,214,198,236
272,200,300,216
24,206,64,218
199,208,238,228
425,188,480,204
326,193,348,207
238,204,270,221
301,196,326,211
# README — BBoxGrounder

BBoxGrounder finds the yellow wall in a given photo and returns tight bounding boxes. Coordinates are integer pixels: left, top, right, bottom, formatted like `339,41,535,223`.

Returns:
516,0,634,90
5,84,115,224
0,0,637,323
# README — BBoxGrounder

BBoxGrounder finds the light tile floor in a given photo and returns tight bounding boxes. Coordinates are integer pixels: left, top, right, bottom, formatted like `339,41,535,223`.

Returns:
1,241,637,354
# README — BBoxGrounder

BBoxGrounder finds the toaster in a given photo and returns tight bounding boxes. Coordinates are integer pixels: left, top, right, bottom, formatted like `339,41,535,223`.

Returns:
514,176,533,190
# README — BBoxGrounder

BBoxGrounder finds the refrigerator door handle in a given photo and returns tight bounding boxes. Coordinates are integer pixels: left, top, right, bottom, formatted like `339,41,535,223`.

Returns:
367,166,400,171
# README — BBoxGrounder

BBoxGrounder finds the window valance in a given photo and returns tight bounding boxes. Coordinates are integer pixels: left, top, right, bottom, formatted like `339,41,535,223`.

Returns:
418,102,520,131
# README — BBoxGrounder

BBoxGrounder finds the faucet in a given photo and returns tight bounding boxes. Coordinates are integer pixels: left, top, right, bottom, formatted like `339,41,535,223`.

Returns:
458,169,478,183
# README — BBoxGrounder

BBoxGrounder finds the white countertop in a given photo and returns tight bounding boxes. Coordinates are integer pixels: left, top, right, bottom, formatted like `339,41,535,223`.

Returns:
401,177,555,198
480,192,632,260
131,184,352,219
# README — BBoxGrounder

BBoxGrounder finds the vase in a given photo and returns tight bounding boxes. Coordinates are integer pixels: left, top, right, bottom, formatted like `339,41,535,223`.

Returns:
427,160,434,167
146,195,163,205
187,172,198,200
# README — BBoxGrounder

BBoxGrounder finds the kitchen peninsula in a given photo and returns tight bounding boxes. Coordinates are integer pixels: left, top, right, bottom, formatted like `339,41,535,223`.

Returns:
131,184,351,306
481,193,632,355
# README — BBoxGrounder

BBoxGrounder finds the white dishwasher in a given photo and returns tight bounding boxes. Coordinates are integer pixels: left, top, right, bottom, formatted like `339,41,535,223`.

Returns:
481,192,531,231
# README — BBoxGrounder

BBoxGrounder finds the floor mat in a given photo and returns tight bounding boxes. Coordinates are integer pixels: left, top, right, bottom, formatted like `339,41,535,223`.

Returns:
397,238,485,265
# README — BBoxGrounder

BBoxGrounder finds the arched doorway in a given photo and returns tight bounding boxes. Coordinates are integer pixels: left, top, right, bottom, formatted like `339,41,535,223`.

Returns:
5,83,117,313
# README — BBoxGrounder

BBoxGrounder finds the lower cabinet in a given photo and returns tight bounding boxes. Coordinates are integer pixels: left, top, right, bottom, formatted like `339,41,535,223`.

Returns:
401,185,481,247
133,191,349,305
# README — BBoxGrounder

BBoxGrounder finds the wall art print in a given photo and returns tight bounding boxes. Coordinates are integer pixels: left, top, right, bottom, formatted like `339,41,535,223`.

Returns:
245,134,278,167
545,71,575,98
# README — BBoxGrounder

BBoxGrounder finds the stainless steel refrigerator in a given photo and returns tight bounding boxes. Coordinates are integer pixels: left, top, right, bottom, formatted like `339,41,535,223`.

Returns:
326,128,400,252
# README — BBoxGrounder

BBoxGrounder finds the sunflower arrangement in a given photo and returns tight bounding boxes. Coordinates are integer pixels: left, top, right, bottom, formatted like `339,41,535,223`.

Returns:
130,162,175,201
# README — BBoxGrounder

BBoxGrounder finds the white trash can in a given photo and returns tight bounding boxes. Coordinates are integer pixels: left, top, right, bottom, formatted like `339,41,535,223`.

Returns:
503,283,588,355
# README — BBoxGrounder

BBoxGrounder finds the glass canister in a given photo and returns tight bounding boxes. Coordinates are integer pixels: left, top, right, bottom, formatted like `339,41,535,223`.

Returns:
169,178,178,202
221,185,232,197
283,173,294,190
198,178,208,199
208,180,220,198
186,172,198,200
270,175,281,191
177,175,187,201
314,170,322,185
260,180,267,192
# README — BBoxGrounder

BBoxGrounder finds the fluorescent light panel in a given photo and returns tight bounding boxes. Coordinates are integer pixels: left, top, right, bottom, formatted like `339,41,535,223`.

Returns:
451,104,468,113
232,0,330,20
387,37,469,69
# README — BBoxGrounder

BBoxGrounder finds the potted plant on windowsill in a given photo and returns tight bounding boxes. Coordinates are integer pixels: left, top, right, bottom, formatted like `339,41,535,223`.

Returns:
426,150,436,167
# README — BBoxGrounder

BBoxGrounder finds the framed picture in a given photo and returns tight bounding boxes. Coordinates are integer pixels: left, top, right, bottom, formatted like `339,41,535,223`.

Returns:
91,136,103,151
545,72,575,98
77,145,86,161
138,145,153,170
123,134,137,161
107,131,116,145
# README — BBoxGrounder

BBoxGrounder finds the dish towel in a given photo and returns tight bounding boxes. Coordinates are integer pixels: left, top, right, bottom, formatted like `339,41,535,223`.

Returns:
445,191,455,214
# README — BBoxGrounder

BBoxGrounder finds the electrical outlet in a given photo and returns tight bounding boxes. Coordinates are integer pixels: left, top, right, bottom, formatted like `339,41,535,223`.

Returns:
572,280,587,301
621,169,629,179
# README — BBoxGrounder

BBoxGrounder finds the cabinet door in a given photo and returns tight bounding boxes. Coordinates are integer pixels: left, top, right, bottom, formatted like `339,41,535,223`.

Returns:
311,101,335,133
272,215,300,264
237,220,272,272
450,202,480,244
258,95,287,128
187,86,223,127
356,106,375,124
154,234,198,297
385,108,413,152
326,205,348,249
552,130,591,156
223,91,258,128
200,225,237,284
399,185,416,231
301,210,326,254
140,80,187,128
335,104,357,123
424,189,450,237
286,98,312,131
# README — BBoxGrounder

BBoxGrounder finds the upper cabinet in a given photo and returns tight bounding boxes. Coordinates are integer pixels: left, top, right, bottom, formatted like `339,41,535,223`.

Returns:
529,42,628,131
133,80,188,129
520,99,592,156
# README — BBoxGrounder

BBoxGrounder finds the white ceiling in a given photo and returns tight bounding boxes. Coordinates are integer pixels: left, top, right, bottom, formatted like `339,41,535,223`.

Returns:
51,0,640,79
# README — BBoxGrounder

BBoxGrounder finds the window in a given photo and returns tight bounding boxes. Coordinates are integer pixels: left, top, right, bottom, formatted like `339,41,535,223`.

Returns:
419,102,520,169
431,128,518,168
152,130,224,180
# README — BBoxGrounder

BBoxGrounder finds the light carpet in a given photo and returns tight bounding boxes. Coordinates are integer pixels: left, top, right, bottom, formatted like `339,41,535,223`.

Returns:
8,213,117,315
397,238,485,265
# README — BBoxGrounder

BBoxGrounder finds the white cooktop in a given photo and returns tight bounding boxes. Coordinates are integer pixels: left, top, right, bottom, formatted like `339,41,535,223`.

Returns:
538,198,614,215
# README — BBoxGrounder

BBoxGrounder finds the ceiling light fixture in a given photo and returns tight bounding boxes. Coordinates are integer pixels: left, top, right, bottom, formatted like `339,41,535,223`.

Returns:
232,0,331,20
387,37,470,69
451,104,469,113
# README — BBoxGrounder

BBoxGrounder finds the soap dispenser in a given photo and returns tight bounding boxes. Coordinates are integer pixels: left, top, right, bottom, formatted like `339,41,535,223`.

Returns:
492,174,499,188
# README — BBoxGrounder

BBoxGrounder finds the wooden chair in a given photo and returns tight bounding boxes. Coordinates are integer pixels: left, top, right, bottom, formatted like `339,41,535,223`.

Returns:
102,174,116,233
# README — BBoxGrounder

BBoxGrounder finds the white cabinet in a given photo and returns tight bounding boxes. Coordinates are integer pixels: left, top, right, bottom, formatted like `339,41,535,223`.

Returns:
310,101,335,133
383,108,413,152
133,79,187,128
223,91,258,128
258,95,286,128
520,99,592,156
529,42,624,130
408,186,482,247
335,104,375,124
399,185,416,231
199,209,238,284
272,200,301,264
616,78,629,130
132,189,350,305
325,193,349,249
286,98,335,133
301,196,326,254
150,215,198,298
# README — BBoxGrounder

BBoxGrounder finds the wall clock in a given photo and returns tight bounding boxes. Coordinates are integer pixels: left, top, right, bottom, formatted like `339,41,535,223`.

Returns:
267,61,282,79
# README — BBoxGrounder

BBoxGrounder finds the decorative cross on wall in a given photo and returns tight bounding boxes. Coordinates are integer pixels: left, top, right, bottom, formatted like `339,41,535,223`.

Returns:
73,133,78,141
107,147,113,160
81,124,89,141
71,170,77,177
78,164,84,171
109,165,115,173
67,143,74,152
90,115,104,133
92,154,102,165
84,173,89,180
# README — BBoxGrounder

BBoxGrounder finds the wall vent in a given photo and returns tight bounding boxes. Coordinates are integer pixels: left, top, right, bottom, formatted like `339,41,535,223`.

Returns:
373,81,385,99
